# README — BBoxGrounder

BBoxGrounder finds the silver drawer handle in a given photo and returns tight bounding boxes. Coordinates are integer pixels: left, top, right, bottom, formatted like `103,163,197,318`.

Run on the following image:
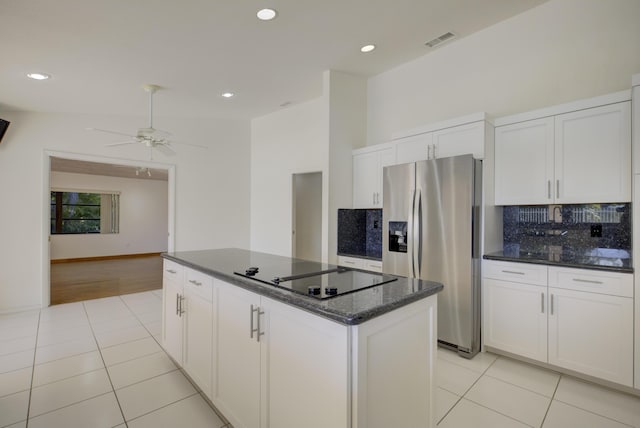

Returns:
188,279,203,286
572,278,603,285
166,269,177,274
501,270,525,275
344,261,356,265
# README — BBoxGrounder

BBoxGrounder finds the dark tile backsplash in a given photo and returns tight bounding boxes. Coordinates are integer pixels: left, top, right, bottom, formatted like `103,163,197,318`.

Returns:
503,203,631,257
337,209,383,259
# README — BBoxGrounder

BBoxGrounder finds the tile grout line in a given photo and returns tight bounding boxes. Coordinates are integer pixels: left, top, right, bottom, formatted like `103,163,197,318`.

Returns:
538,372,562,427
81,300,130,428
123,391,200,425
23,311,41,428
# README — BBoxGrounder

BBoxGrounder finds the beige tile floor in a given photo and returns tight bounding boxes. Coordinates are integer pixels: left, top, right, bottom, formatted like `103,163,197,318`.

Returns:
1,290,639,427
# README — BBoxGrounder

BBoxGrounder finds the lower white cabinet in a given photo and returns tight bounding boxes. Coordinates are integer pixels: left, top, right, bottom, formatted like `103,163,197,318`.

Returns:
183,269,214,400
337,255,383,273
162,261,184,364
483,278,547,361
483,260,633,386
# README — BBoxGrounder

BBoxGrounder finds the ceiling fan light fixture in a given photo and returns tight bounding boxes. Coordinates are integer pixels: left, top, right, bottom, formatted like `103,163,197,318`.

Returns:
27,72,51,80
257,8,277,21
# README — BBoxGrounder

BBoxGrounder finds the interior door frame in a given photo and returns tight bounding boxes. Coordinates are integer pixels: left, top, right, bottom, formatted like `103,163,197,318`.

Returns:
42,150,176,308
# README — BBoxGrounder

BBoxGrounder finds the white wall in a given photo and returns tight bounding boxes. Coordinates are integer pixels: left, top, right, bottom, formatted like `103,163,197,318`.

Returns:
50,171,168,259
367,0,640,145
0,111,250,312
250,98,329,258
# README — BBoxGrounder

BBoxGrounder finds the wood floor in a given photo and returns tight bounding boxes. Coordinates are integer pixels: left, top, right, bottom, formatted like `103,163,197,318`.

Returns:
50,255,163,305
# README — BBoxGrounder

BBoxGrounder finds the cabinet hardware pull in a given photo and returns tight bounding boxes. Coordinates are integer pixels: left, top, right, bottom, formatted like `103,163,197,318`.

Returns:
541,292,544,313
556,180,560,199
501,270,525,275
179,295,185,316
256,307,265,342
176,293,179,316
572,278,603,285
188,279,202,286
427,144,432,160
550,294,554,315
250,304,259,339
166,269,177,274
547,180,551,199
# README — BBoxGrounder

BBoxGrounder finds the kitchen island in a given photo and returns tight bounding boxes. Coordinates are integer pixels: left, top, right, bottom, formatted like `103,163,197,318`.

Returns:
161,248,443,428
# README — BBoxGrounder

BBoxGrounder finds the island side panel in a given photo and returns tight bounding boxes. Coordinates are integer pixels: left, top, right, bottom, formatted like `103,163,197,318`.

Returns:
351,295,437,428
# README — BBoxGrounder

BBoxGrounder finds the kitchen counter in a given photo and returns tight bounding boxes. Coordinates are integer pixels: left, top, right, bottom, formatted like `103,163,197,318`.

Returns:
162,248,443,325
483,248,633,273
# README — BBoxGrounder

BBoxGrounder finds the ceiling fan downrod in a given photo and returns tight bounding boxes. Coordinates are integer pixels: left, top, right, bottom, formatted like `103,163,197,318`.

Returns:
143,84,160,130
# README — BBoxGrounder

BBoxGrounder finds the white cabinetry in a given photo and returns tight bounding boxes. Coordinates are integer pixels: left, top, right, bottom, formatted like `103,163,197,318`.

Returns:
483,260,633,386
212,279,349,428
162,260,184,364
353,145,395,208
495,99,631,205
394,120,486,165
547,267,633,387
337,255,383,273
483,261,548,361
183,269,213,400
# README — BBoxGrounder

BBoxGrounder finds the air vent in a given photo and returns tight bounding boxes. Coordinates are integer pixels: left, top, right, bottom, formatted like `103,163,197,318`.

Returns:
425,32,456,48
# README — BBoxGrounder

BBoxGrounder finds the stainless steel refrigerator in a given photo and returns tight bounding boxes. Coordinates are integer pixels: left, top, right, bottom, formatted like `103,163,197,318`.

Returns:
383,154,481,358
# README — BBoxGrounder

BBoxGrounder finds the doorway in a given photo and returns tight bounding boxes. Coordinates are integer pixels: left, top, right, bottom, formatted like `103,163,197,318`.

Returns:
43,151,175,307
292,172,322,262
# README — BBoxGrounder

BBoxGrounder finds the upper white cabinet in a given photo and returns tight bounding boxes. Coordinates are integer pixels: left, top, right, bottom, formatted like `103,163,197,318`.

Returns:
495,118,554,205
495,98,631,205
432,121,485,160
353,145,395,208
394,120,486,165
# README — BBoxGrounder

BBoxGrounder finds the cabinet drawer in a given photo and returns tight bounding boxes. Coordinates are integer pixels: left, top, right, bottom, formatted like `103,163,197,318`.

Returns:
163,260,184,283
364,260,383,273
548,267,632,298
483,260,547,285
185,268,213,302
337,256,364,269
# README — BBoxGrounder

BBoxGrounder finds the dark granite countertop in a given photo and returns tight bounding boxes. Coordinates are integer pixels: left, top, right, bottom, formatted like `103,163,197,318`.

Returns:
483,249,633,273
162,248,443,326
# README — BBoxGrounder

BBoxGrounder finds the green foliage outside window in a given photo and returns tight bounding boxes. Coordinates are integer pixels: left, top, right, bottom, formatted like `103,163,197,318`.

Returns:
51,191,101,234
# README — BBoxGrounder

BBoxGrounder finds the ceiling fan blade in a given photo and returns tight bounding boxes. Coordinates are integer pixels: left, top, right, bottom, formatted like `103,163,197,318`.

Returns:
105,141,137,147
86,127,138,138
169,141,208,149
154,143,176,156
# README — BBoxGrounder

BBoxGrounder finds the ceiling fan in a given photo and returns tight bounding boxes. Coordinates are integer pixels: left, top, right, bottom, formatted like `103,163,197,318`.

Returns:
87,84,206,158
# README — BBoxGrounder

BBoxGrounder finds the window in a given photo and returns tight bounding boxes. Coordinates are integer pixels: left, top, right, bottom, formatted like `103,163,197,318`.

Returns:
50,191,119,234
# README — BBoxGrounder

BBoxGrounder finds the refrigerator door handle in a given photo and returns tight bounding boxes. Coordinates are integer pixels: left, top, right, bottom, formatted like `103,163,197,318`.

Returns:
413,189,422,278
407,188,416,277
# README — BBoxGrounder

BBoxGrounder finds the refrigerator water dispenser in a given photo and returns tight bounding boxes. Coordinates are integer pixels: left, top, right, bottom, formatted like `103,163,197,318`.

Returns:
388,221,408,253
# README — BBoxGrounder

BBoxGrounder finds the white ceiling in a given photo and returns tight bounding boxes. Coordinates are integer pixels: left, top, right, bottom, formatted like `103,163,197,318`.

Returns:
1,0,546,121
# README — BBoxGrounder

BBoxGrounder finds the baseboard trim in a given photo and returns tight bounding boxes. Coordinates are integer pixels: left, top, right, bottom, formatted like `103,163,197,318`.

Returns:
51,252,163,264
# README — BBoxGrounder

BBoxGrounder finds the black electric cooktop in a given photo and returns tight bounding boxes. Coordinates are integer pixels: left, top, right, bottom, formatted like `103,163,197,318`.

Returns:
234,260,397,299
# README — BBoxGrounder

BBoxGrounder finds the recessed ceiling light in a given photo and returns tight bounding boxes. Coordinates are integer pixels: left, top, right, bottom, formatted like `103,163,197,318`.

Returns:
221,92,235,98
360,44,376,53
257,8,277,21
27,72,51,80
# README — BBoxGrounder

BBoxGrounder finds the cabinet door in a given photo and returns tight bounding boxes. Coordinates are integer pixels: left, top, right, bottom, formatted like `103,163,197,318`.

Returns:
395,133,432,164
183,274,213,400
212,280,261,428
376,147,396,207
353,151,379,208
554,102,631,203
433,121,484,160
495,117,554,205
162,278,183,364
483,278,547,362
260,297,349,428
548,287,633,386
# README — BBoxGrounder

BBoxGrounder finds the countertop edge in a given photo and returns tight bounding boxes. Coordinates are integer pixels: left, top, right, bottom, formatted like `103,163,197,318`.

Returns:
162,252,443,326
482,254,634,274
